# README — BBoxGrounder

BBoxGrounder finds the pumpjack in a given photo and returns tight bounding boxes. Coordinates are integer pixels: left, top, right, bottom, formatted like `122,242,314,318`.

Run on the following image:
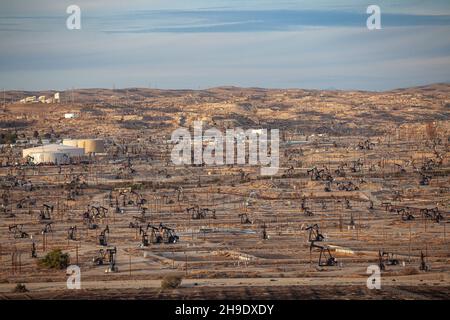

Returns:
345,199,352,209
99,225,110,246
68,226,78,241
239,213,252,224
335,163,347,177
238,169,250,182
282,166,294,178
130,191,147,207
85,216,99,230
302,207,314,217
358,139,374,150
143,223,179,244
420,207,443,223
338,181,359,191
306,224,325,242
378,250,399,271
310,242,338,266
307,166,332,182
90,205,108,219
83,210,99,229
39,204,53,220
92,247,118,272
139,227,149,247
129,220,140,229
9,224,29,239
159,223,180,243
324,181,332,192
146,224,163,244
306,223,337,267
394,163,406,173
187,206,216,220
400,208,415,221
16,196,36,209
41,222,53,235
419,172,432,186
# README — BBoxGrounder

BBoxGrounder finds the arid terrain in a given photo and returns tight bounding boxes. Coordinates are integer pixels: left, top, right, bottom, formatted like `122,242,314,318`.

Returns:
0,84,449,299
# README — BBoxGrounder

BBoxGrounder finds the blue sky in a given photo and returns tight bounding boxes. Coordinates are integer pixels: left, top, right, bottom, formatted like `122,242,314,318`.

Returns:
1,1,450,91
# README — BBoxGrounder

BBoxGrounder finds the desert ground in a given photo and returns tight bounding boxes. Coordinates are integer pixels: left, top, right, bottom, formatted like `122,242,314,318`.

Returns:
0,84,448,299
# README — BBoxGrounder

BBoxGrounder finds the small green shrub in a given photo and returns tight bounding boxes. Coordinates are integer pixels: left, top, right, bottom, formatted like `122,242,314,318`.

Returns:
38,249,70,269
161,275,183,289
13,283,28,293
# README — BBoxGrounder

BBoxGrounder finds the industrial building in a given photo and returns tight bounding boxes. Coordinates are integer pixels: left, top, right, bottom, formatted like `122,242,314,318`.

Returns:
19,92,60,104
22,144,84,164
62,138,105,154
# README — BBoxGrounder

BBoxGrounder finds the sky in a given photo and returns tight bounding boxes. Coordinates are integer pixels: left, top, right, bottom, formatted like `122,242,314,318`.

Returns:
0,0,450,91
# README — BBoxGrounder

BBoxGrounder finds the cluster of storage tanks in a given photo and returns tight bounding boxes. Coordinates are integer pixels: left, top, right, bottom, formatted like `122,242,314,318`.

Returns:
62,139,105,154
22,139,105,164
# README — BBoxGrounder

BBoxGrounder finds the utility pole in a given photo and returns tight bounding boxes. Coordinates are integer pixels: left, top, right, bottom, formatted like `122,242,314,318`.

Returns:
185,251,188,276
408,224,412,263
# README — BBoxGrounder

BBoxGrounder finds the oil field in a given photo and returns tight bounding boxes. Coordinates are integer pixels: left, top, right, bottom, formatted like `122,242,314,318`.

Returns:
0,84,448,299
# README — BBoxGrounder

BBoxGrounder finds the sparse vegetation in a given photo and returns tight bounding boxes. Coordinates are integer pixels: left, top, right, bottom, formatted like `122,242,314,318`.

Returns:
38,249,70,269
13,283,29,293
161,275,183,289
0,131,17,144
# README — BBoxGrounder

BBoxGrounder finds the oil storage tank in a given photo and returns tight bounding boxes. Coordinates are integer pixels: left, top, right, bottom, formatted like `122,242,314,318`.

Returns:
63,139,105,154
23,144,85,164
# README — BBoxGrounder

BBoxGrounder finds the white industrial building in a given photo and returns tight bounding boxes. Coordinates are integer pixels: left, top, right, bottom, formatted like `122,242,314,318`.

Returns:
22,144,85,164
20,92,60,104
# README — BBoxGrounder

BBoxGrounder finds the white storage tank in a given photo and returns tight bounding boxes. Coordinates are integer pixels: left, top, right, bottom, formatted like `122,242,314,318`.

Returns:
63,138,105,154
23,144,85,164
